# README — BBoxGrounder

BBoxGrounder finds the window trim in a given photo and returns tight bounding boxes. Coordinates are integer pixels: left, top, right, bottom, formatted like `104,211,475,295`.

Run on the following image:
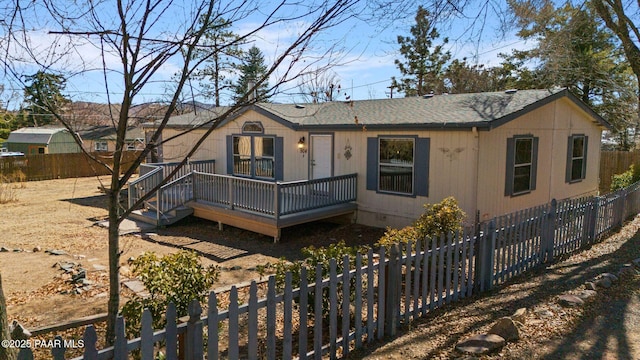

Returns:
229,133,281,180
505,135,539,197
94,141,108,152
377,137,415,195
566,134,588,183
366,135,429,198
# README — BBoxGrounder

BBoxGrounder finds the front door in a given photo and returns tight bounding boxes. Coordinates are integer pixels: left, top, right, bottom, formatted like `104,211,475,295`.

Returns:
310,134,332,179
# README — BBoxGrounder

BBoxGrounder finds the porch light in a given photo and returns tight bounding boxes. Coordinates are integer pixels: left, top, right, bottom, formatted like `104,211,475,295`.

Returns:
298,136,307,155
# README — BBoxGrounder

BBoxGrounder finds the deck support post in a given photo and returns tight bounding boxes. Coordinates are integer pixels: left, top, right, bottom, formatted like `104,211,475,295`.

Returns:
217,221,223,231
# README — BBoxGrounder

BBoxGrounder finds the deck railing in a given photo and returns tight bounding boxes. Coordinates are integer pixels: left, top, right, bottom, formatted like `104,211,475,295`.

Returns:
129,160,215,209
192,172,358,220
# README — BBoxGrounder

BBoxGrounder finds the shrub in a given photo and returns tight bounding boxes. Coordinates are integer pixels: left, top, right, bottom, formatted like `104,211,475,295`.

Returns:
257,240,369,319
377,197,466,250
120,251,219,338
0,175,19,203
611,164,640,191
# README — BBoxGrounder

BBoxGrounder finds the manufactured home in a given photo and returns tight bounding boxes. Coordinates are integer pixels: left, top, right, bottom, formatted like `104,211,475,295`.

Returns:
134,88,609,240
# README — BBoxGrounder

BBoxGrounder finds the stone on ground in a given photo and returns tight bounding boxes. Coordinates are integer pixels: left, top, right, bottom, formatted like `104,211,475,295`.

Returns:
511,308,527,324
558,294,584,307
455,334,506,355
595,277,613,289
488,317,520,341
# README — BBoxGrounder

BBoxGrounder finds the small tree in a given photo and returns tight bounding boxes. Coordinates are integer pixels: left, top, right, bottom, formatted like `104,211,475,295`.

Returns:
120,251,219,337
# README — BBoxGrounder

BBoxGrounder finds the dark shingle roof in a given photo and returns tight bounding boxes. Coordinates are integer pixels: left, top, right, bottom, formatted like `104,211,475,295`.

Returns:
154,88,610,130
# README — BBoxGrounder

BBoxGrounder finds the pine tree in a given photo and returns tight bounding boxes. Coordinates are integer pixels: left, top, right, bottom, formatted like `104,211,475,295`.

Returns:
393,6,451,96
193,16,243,106
23,71,70,127
233,46,270,103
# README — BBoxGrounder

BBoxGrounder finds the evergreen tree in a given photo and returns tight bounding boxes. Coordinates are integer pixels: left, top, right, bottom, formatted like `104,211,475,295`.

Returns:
510,1,637,148
393,6,451,96
23,71,70,127
193,16,244,106
233,46,270,103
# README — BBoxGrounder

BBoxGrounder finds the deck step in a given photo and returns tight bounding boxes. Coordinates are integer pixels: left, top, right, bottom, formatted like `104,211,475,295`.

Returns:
129,206,194,227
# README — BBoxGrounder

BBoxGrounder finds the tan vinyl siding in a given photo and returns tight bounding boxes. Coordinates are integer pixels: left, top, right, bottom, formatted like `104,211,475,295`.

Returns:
476,98,603,221
332,130,478,229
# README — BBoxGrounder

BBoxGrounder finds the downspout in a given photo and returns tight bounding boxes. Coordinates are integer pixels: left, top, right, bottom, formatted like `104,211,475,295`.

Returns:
472,126,480,226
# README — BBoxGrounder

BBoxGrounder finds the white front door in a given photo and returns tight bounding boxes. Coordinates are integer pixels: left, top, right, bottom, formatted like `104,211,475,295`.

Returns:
311,134,332,179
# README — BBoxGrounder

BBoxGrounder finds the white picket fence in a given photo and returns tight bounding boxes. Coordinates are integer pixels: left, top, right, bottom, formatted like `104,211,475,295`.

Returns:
20,180,640,360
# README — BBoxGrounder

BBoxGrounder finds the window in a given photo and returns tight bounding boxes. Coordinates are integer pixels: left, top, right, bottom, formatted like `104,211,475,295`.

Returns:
366,136,429,197
379,138,414,194
95,141,108,152
566,135,588,183
229,134,280,179
505,135,538,196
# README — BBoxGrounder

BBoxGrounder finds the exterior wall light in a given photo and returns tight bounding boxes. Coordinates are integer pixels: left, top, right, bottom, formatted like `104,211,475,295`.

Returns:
298,136,307,155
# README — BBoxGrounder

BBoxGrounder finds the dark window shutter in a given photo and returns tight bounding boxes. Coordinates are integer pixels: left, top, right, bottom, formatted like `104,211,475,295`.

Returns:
366,137,378,191
505,137,515,196
275,136,284,180
530,137,539,190
415,138,430,197
582,136,588,180
565,136,573,183
226,135,233,174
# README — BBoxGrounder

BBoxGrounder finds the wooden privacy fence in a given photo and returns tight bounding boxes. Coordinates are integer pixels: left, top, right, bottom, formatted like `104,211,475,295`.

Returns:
21,180,640,360
0,151,142,181
599,150,640,193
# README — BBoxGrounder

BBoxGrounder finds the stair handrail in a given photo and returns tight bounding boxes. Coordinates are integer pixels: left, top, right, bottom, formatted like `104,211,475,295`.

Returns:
128,165,163,208
156,173,195,218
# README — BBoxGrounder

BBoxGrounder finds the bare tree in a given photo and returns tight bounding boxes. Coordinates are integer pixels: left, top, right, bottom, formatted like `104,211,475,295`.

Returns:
0,273,16,360
0,0,362,343
298,69,342,103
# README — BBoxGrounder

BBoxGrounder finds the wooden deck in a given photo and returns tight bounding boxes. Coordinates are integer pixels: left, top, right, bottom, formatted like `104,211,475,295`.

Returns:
129,162,358,241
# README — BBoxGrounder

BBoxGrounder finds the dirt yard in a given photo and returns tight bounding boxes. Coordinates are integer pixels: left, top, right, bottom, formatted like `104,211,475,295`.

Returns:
0,176,384,329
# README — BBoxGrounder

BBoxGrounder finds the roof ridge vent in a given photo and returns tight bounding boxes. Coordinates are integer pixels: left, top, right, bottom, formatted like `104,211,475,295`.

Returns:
295,104,305,109
423,93,434,99
504,89,518,94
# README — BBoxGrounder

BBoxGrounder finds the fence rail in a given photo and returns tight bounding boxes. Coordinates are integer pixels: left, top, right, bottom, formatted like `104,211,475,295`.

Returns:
26,179,640,360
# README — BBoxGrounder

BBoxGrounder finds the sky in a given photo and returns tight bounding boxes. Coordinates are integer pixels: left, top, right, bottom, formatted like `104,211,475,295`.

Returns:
0,0,533,108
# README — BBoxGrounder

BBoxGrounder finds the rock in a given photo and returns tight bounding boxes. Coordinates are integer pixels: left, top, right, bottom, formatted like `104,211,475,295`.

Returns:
47,249,67,256
618,264,637,278
10,321,31,340
230,265,242,271
33,246,42,252
600,273,618,283
632,257,640,268
72,270,87,283
92,264,107,271
455,334,506,355
595,277,612,289
12,248,23,252
0,247,10,252
577,290,597,300
488,317,520,341
511,308,527,324
585,281,597,290
534,308,554,319
558,294,584,307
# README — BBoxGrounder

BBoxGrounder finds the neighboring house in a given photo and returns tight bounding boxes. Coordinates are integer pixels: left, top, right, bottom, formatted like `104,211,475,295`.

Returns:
5,127,82,155
79,125,145,152
141,88,610,233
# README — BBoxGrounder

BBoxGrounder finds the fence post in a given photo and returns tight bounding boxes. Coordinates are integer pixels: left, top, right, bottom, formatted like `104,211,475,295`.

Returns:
476,220,496,293
542,199,557,262
587,197,599,245
185,300,204,360
384,244,400,337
